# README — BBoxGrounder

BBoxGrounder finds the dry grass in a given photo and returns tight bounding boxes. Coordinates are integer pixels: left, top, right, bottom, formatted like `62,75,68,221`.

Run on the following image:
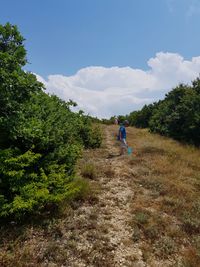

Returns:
124,126,200,265
1,125,200,266
80,162,98,180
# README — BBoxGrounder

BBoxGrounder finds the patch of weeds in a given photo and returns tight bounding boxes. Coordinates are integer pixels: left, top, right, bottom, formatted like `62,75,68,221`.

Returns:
139,178,164,195
84,182,100,205
167,152,181,163
162,198,190,221
81,163,97,180
154,236,176,259
181,212,200,234
138,167,151,176
134,210,150,226
162,196,184,214
141,146,166,155
187,161,200,172
67,239,77,250
144,214,170,241
91,240,114,266
162,197,179,207
182,247,200,267
166,224,183,239
50,223,64,239
132,225,141,242
133,209,178,251
180,200,200,236
192,200,200,216
89,211,98,221
140,243,152,262
144,224,159,240
42,241,68,264
129,157,145,166
100,224,109,235
193,236,200,255
104,166,115,178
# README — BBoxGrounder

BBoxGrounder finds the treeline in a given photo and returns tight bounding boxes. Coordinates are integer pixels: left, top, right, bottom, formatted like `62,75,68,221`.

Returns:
113,80,200,146
0,23,102,220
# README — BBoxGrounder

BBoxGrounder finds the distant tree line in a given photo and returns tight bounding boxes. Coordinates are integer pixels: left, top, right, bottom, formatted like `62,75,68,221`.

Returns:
0,23,102,220
107,80,200,146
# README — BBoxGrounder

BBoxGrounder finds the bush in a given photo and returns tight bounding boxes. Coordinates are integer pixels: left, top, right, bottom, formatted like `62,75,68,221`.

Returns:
117,77,200,146
0,23,102,220
79,120,102,149
0,147,86,219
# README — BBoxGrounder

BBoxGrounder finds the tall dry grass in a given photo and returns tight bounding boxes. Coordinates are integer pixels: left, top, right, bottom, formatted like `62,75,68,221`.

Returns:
125,126,200,266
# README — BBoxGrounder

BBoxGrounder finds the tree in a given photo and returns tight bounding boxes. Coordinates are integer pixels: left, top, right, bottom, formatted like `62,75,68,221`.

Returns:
0,23,102,220
0,23,44,147
149,82,200,145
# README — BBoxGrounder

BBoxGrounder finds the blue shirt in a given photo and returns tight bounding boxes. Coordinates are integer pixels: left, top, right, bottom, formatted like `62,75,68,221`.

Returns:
119,126,126,139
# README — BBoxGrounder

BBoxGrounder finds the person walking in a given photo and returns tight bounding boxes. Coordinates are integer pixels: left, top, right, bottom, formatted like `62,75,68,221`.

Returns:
118,120,129,155
114,116,118,125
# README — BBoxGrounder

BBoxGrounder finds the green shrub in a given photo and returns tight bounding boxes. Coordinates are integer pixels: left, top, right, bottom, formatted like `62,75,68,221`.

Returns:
79,121,102,149
117,77,200,146
0,23,102,220
0,147,87,219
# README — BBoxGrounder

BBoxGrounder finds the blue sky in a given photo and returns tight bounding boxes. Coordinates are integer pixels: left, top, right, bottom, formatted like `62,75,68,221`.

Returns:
1,0,200,117
1,0,200,76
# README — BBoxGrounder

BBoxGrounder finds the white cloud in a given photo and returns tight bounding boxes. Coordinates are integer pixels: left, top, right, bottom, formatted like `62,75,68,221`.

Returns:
35,52,200,118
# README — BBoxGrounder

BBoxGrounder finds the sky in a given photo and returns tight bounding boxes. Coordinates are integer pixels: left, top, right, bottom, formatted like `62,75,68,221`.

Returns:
1,0,200,118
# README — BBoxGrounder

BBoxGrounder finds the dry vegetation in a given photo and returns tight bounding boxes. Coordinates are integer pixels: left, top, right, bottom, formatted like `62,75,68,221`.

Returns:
127,127,200,266
0,125,200,266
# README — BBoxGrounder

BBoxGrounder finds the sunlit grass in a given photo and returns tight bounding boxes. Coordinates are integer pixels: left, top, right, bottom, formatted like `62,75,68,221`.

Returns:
125,126,200,265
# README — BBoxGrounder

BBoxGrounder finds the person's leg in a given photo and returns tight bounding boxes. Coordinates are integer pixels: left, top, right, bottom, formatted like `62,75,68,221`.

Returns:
120,139,127,155
123,139,128,153
120,140,124,155
120,142,123,155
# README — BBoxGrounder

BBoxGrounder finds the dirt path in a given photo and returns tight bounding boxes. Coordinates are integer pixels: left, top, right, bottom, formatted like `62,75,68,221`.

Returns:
46,126,181,266
70,126,146,267
95,127,145,267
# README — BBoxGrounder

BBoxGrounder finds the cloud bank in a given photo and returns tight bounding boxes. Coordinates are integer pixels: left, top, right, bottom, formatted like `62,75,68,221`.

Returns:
36,52,200,118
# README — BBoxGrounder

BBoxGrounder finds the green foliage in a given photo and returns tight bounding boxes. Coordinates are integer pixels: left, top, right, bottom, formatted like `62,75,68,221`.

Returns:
0,22,26,69
128,103,157,128
79,120,102,148
0,23,44,148
149,82,200,145
0,23,102,220
102,115,128,125
116,77,200,146
0,146,86,219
